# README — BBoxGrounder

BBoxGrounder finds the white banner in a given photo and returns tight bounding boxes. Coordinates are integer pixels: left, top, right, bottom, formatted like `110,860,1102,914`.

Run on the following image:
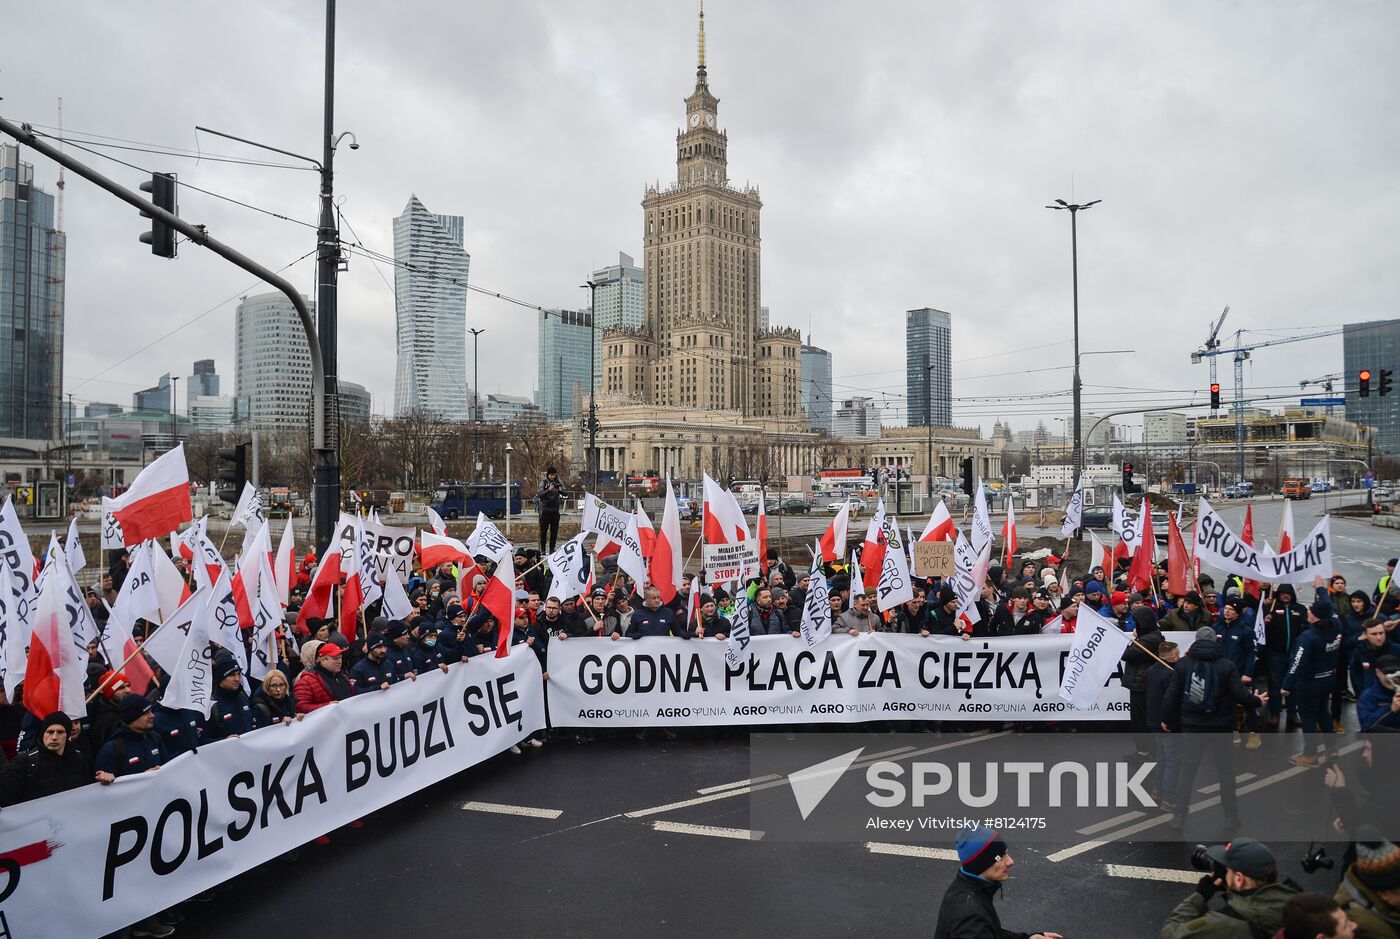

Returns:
702,539,759,583
335,513,416,585
100,506,127,550
1194,498,1333,584
0,648,544,938
1060,477,1085,538
546,532,591,602
1058,612,1133,710
546,633,1176,727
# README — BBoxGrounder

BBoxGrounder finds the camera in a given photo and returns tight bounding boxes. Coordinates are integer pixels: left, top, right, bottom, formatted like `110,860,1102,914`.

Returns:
1300,844,1334,874
1190,845,1225,879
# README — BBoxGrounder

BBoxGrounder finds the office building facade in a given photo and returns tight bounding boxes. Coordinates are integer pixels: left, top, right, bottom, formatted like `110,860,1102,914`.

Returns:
133,373,171,414
0,145,66,441
234,292,314,427
800,342,833,432
906,308,952,427
536,309,593,421
832,396,881,441
393,195,470,419
589,252,645,391
1344,319,1400,454
189,358,219,397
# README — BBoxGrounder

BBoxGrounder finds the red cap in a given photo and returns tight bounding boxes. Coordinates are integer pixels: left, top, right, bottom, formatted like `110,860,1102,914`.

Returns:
1110,591,1129,606
100,671,130,699
318,642,344,657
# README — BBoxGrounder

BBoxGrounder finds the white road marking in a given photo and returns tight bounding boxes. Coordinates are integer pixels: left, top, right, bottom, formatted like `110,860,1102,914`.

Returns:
1076,811,1146,836
697,775,780,795
651,821,762,841
1048,742,1365,863
865,842,961,860
623,731,1008,819
461,801,563,819
1105,863,1200,884
1197,773,1256,794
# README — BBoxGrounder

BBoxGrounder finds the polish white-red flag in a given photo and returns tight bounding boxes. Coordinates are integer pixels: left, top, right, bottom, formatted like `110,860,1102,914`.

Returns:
341,515,383,642
849,549,865,599
919,499,955,543
484,550,517,658
861,499,889,582
63,517,86,577
757,491,769,575
427,506,447,535
421,530,472,570
23,554,88,719
635,500,657,560
274,516,296,607
296,544,343,631
1088,529,1114,580
1001,500,1018,567
685,575,701,628
819,499,851,564
650,479,684,604
1277,498,1295,554
103,541,159,695
702,474,749,545
102,444,193,546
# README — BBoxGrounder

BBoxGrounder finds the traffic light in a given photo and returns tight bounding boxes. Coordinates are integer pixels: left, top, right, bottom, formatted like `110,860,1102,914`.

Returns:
1359,369,1372,398
961,457,974,497
1122,462,1136,493
139,172,178,258
1210,383,1221,409
217,442,248,505
1382,369,1394,397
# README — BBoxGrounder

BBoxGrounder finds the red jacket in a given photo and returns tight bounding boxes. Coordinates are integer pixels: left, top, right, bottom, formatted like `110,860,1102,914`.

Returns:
293,667,352,713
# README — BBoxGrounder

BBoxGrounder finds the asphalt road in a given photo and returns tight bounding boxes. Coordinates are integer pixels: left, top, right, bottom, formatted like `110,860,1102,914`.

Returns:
174,724,1360,939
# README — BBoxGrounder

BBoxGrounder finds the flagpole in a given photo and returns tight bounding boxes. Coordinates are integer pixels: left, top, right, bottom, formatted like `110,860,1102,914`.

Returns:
86,618,170,704
1131,636,1172,670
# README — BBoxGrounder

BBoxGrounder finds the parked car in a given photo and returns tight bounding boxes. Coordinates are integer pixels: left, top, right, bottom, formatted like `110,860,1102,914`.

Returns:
780,494,811,514
1151,511,1172,542
1373,487,1392,502
1079,508,1114,530
825,497,865,517
1224,482,1255,499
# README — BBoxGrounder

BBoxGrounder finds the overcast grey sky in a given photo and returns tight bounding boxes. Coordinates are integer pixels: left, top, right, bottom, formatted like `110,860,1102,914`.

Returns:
7,1,1398,437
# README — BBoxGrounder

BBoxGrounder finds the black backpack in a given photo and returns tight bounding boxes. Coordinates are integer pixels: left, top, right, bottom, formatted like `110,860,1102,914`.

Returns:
1181,657,1222,716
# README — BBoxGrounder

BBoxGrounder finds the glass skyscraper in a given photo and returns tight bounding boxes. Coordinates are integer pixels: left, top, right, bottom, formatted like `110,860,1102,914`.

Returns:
0,145,65,441
393,195,470,419
800,342,833,432
235,292,314,427
1344,319,1400,454
589,252,644,391
906,308,952,427
536,309,593,421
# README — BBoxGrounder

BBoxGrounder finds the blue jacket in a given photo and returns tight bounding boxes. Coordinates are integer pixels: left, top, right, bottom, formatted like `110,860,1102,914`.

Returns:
386,642,421,681
626,605,681,639
152,705,204,756
1351,640,1400,696
95,727,170,777
1283,618,1343,691
205,686,257,741
1215,613,1258,678
350,653,398,693
1356,680,1400,731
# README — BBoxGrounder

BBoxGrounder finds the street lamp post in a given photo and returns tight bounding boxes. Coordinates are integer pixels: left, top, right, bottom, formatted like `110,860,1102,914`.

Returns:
504,441,514,535
469,327,485,482
582,281,600,494
1045,197,1101,497
925,355,933,507
169,376,179,452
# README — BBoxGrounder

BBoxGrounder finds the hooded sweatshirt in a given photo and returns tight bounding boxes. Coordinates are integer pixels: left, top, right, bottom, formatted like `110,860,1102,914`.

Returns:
1283,609,1343,692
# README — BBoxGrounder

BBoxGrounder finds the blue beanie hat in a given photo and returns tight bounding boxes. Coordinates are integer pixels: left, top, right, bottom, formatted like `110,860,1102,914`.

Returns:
1085,580,1105,597
956,823,1007,876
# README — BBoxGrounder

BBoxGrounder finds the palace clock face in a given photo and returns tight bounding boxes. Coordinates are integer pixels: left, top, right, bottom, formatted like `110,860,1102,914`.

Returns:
704,113,715,128
690,112,701,127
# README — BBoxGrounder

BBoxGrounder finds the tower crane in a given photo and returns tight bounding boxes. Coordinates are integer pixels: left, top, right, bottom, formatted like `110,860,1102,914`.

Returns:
1193,306,1230,414
1190,322,1344,483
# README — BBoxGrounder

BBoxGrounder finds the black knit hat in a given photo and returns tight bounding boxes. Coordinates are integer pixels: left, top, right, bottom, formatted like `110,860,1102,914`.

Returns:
41,711,71,735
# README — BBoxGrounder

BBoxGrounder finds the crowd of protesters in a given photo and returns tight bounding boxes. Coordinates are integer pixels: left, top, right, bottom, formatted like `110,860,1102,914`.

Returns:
2,494,1399,938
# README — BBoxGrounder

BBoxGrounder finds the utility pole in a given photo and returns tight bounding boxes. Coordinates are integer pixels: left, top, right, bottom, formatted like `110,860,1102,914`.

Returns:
169,375,179,451
582,282,600,494
312,0,342,553
925,355,933,506
1046,198,1100,504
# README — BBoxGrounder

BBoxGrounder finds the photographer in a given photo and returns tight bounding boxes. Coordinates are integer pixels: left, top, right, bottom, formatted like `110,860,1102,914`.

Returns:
1160,839,1297,938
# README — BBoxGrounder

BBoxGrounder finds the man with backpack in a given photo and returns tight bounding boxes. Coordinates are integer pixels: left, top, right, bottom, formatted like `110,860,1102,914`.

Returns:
1161,626,1269,832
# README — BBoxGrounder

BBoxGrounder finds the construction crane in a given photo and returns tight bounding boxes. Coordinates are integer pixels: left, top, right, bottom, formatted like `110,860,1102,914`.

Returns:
55,98,65,230
1192,306,1230,414
1191,323,1344,483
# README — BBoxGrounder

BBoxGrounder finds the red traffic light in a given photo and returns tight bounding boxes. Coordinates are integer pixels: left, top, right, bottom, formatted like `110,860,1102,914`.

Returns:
1124,463,1134,473
1361,369,1372,381
1210,383,1220,393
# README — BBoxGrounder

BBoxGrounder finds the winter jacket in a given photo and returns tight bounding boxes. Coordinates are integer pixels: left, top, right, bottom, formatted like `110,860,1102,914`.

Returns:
1263,599,1307,654
933,871,1032,939
1282,617,1343,692
626,605,681,639
1357,681,1400,731
1335,866,1400,939
893,605,931,634
86,695,125,749
1160,605,1206,634
1159,882,1297,939
251,688,298,727
697,612,731,638
0,745,92,805
95,727,170,777
350,654,398,693
293,666,354,713
1122,609,1164,693
1161,638,1263,731
1352,640,1400,696
205,686,257,741
1214,614,1258,679
751,605,786,636
1009,608,1049,636
151,705,203,756
1144,661,1175,730
836,608,882,634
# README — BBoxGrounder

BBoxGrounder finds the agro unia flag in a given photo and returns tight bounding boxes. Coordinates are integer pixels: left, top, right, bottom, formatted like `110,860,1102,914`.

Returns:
725,595,753,670
1060,476,1085,538
799,547,832,648
970,478,994,556
546,532,591,602
1059,611,1132,710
